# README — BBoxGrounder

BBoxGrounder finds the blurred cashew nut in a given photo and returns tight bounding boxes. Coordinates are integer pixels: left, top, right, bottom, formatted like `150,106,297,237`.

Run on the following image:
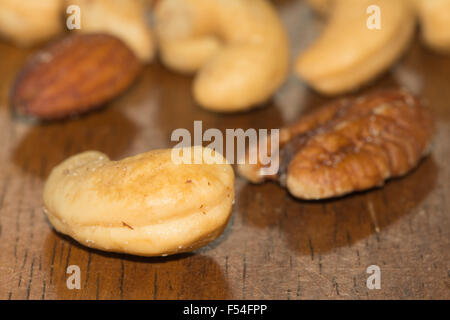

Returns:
414,0,450,53
296,0,415,95
155,0,290,112
0,0,63,46
66,0,156,62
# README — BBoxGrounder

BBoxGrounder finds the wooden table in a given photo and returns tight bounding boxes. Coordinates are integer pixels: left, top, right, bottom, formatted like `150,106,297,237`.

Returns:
0,0,449,300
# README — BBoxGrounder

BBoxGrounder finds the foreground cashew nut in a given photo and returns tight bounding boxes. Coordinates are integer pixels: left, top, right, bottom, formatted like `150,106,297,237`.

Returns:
296,0,415,95
0,0,63,46
43,147,234,256
66,0,156,62
414,0,450,53
155,0,290,112
237,89,434,199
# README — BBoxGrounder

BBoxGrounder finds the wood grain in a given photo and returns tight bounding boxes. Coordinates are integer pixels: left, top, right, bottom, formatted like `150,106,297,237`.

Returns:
0,0,449,299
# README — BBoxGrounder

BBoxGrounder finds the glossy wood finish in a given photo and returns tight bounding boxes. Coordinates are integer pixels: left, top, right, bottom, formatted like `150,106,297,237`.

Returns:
0,0,449,299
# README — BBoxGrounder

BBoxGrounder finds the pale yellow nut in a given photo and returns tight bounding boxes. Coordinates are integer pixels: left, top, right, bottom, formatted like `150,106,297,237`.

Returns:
155,0,290,112
414,0,450,53
296,0,415,95
43,147,234,257
0,0,63,46
66,0,156,62
156,37,223,74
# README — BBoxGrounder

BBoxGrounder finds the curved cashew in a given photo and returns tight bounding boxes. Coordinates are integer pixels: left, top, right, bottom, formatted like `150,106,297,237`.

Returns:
296,0,415,95
414,0,450,53
43,147,234,257
0,0,63,46
66,0,156,62
155,0,290,112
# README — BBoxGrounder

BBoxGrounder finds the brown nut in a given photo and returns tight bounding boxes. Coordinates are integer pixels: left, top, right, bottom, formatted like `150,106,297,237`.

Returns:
43,147,235,257
237,89,434,199
10,34,141,120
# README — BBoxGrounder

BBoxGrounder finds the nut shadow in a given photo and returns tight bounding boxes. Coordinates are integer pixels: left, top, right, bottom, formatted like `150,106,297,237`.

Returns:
42,227,232,299
11,107,138,179
237,156,438,256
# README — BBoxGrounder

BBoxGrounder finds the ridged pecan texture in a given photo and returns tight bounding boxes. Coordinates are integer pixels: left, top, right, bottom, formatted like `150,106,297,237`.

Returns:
237,89,434,199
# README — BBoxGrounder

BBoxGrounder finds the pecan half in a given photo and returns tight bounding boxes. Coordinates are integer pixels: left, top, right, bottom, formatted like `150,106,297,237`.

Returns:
237,89,434,199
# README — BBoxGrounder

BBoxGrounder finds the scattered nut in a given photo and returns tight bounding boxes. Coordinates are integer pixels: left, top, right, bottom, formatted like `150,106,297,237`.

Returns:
296,0,415,95
10,34,141,120
66,0,156,62
0,0,63,46
237,89,434,199
43,147,235,256
414,0,450,53
155,0,290,112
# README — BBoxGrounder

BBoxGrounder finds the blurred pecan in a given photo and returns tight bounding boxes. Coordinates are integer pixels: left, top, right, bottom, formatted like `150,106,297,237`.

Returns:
237,89,434,199
10,33,141,120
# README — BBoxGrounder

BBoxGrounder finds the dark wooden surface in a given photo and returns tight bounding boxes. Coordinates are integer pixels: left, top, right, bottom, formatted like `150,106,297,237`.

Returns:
0,0,449,299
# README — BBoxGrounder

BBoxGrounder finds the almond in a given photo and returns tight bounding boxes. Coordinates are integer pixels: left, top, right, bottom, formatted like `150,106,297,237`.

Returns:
10,33,141,119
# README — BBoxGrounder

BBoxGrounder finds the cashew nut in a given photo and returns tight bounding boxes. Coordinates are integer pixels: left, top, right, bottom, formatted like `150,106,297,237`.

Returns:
66,0,156,62
0,0,63,46
155,0,290,112
296,0,415,95
43,147,234,256
414,0,450,53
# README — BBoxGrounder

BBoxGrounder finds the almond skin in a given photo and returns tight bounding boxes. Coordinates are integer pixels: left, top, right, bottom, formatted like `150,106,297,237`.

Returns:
10,33,141,119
